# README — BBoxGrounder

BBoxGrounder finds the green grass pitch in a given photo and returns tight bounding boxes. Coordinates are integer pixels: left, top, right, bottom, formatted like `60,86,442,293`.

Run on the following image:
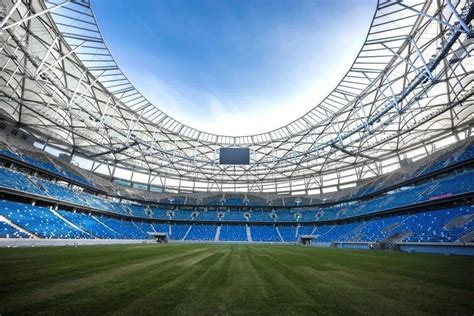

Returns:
0,244,473,315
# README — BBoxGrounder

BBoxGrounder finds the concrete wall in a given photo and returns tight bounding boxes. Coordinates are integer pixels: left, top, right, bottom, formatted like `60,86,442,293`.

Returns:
0,238,154,248
397,242,474,256
311,243,332,248
332,242,371,250
0,239,295,247
170,240,295,245
2,239,473,256
321,241,474,256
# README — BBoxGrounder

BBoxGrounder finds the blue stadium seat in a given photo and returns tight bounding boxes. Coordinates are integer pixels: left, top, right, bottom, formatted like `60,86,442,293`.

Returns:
222,211,246,221
250,225,281,242
186,224,217,241
0,221,30,238
219,225,247,241
0,200,90,239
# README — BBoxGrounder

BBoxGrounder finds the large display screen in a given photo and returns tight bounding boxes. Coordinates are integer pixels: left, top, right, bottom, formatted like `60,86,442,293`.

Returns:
219,148,250,165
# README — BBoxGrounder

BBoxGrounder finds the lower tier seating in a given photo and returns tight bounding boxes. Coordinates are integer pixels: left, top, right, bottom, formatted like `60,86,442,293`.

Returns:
0,221,30,238
186,224,217,241
0,201,89,239
0,200,472,244
250,226,281,242
219,225,248,241
170,224,190,240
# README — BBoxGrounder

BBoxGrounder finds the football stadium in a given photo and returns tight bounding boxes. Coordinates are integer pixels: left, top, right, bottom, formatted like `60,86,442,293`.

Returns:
0,0,474,314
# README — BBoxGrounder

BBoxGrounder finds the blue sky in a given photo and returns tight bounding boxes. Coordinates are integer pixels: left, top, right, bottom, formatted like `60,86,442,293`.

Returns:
92,0,375,135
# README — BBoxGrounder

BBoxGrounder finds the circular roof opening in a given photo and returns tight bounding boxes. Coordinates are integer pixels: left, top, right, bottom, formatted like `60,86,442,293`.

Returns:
93,0,375,135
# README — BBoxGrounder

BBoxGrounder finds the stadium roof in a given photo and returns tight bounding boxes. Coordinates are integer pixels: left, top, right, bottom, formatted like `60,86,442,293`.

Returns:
0,0,473,194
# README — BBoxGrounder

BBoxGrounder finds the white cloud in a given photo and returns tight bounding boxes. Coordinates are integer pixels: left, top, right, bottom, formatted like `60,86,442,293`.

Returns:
115,1,374,136
128,67,345,136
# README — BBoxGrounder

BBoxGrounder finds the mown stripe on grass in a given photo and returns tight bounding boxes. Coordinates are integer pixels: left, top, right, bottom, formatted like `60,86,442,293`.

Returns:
0,244,473,316
0,246,210,312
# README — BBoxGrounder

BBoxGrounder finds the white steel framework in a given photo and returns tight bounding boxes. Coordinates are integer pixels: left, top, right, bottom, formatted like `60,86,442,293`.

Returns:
0,0,473,194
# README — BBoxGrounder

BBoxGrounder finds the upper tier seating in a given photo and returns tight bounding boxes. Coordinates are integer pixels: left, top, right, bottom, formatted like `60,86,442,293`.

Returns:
171,210,194,220
107,201,130,216
196,210,219,221
224,198,244,206
249,211,272,222
420,144,474,176
0,148,92,187
274,210,296,222
222,211,247,221
36,179,85,205
1,139,472,209
20,154,61,175
298,210,320,222
126,204,149,217
150,208,170,220
0,167,45,196
0,166,472,224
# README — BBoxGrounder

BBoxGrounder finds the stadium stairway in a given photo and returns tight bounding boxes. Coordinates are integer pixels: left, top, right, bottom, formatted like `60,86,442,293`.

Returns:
51,209,95,238
345,222,368,240
0,215,37,238
0,221,30,239
214,225,221,241
182,225,193,241
93,216,120,236
458,229,474,242
246,225,252,242
319,226,335,240
374,231,413,250
383,222,402,234
275,227,284,242
444,214,474,229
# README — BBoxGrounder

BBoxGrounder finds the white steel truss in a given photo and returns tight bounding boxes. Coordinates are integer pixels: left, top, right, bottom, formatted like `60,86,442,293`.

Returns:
0,0,473,194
